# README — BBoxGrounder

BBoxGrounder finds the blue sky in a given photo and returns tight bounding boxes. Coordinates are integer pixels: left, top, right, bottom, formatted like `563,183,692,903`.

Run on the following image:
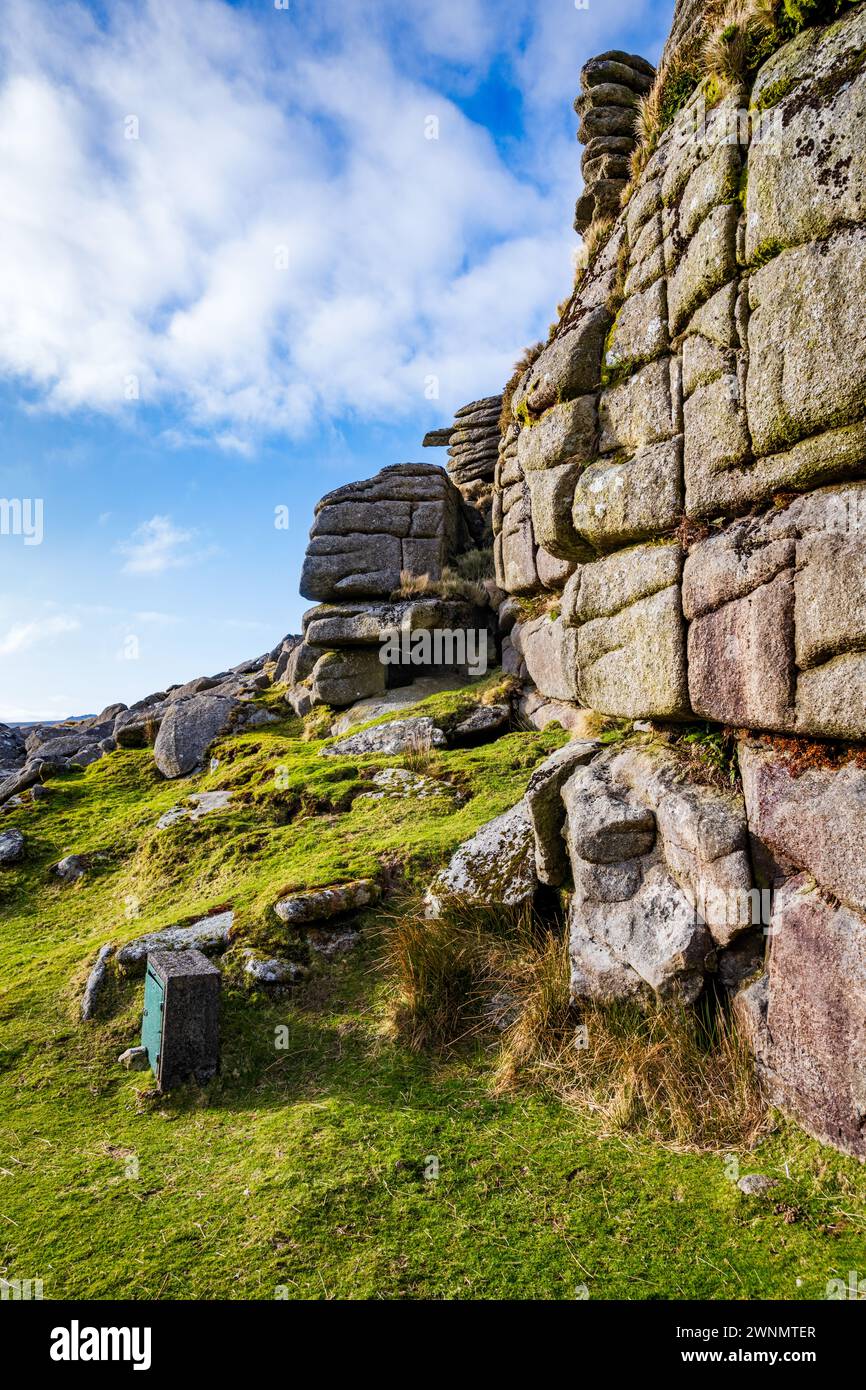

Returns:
0,0,674,721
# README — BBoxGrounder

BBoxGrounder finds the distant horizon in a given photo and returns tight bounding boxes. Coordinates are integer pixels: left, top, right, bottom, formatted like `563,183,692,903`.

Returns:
1,0,675,721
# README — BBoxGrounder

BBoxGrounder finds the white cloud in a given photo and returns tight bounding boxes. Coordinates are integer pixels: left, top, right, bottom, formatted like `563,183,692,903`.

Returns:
0,614,81,657
117,515,206,576
0,0,586,441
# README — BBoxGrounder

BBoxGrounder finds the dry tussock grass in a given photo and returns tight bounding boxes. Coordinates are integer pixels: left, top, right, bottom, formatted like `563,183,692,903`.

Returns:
380,897,768,1153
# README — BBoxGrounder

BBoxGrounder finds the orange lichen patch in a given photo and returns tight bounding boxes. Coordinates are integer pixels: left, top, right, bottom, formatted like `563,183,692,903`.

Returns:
742,731,866,777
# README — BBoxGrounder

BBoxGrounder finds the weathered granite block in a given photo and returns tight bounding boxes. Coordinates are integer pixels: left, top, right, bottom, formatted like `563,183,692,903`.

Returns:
562,543,690,719
572,437,683,549
684,484,866,737
746,6,866,259
564,745,751,1003
598,357,678,455
746,226,866,459
755,875,866,1160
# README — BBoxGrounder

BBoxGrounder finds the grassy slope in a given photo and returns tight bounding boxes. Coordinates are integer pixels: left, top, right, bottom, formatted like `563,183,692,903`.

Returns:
1,680,864,1300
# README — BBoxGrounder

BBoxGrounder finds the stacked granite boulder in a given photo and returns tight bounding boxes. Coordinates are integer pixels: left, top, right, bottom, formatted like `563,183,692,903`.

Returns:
423,396,502,538
573,50,655,234
296,462,493,709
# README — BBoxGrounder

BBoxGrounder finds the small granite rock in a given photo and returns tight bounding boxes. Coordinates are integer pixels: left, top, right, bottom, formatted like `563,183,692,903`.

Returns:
242,952,308,986
118,1045,151,1072
0,828,25,867
80,944,114,1021
307,927,361,959
56,854,90,883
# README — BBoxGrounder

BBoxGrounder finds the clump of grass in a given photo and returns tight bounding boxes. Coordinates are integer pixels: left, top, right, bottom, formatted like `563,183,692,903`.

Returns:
670,723,741,789
302,706,333,741
701,0,786,87
380,899,528,1051
390,567,487,606
494,935,766,1152
577,214,616,272
392,569,434,598
453,547,494,583
500,342,545,434
382,897,767,1152
403,726,435,776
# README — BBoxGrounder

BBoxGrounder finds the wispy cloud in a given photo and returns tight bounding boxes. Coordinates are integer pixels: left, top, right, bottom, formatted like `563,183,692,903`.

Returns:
0,614,81,657
117,515,209,576
0,0,601,441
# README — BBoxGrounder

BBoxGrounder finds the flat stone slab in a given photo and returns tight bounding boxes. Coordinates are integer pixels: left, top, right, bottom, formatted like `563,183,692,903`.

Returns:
157,791,234,830
329,675,474,734
273,879,381,926
320,717,447,758
117,911,234,972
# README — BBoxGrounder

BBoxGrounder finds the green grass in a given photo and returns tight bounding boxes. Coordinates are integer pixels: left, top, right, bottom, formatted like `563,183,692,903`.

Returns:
1,683,865,1299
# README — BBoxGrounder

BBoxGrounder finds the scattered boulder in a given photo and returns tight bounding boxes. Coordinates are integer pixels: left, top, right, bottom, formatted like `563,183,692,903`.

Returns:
153,695,240,778
118,1046,150,1072
320,717,446,758
55,854,91,884
116,911,234,973
241,951,308,986
274,880,380,926
0,828,25,867
425,799,537,917
156,791,233,830
80,944,115,1021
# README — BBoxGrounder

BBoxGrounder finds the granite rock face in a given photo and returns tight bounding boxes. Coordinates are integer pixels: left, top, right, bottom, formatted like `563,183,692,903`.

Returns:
753,875,866,1160
487,5,866,743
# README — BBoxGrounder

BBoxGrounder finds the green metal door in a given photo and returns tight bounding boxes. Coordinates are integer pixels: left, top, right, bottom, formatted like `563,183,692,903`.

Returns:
141,964,165,1078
